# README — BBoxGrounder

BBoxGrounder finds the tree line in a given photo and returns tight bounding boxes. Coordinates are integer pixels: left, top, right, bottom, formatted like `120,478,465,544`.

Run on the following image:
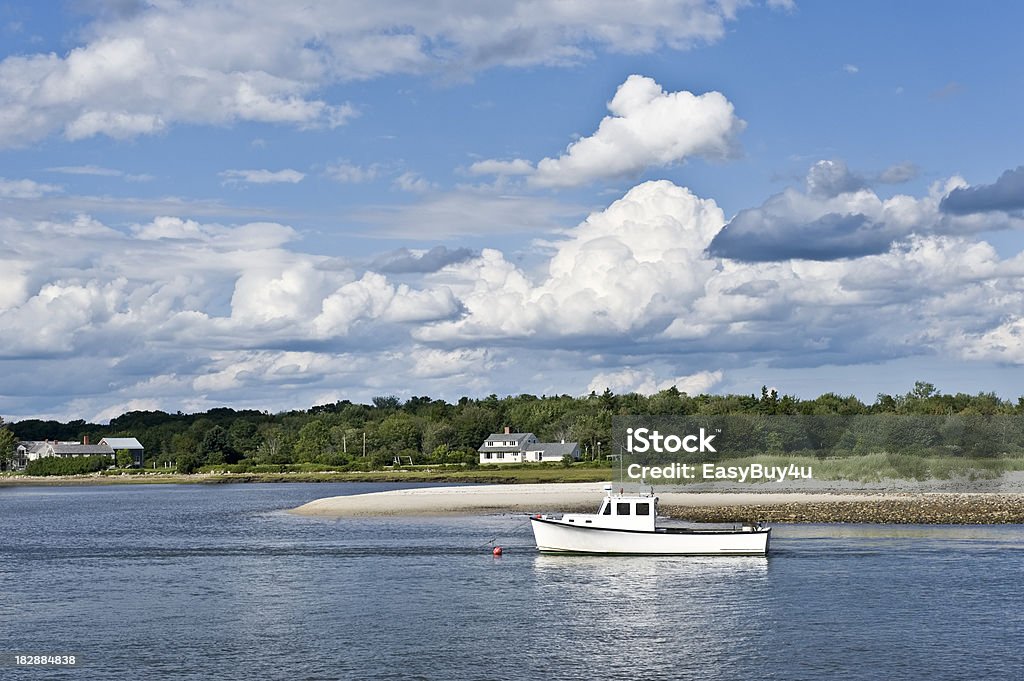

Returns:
3,382,1023,472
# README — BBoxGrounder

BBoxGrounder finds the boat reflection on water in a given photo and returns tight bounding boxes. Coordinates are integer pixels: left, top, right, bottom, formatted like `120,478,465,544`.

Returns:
527,554,771,669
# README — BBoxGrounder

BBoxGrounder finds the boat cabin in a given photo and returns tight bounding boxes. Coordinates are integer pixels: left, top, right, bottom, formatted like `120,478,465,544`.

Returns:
556,490,659,532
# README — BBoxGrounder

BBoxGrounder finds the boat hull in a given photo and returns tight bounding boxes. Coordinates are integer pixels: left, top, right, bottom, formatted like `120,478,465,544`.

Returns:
530,518,770,556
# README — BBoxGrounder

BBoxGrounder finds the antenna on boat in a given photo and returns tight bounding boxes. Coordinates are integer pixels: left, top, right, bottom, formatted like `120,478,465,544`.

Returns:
618,441,623,489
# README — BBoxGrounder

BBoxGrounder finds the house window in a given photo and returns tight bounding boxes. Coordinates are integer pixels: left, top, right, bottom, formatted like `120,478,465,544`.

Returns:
636,503,650,516
617,503,631,515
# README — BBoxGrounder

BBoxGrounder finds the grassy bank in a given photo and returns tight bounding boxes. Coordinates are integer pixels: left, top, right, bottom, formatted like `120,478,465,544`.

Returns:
0,466,615,486
5,452,1024,487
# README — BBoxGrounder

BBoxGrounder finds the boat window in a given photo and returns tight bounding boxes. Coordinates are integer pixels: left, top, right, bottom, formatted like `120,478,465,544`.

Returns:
636,503,650,516
601,501,611,515
616,502,631,515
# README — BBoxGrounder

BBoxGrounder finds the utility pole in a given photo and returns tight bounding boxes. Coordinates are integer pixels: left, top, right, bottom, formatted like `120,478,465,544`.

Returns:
363,432,366,457
343,434,347,454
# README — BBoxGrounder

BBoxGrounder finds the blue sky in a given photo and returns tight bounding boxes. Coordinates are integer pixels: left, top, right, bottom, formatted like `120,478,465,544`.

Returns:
2,0,1024,421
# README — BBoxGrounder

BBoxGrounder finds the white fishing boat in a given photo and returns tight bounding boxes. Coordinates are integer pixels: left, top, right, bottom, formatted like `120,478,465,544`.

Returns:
529,485,770,556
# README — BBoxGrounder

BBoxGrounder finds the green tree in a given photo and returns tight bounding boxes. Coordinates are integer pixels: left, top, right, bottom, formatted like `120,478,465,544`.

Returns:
171,431,199,459
377,413,422,454
200,425,235,464
228,420,262,457
176,453,200,474
431,443,452,463
115,449,133,468
0,424,17,471
295,419,332,463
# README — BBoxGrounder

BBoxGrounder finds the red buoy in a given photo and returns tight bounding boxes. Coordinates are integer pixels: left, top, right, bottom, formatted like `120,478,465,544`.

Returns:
492,546,503,556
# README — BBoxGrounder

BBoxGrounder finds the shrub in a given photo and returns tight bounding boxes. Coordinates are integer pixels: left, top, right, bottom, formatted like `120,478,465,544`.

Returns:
25,455,111,476
176,453,201,474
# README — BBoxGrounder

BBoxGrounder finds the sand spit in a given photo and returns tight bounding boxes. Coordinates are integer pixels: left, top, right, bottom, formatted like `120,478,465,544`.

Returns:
289,483,1024,523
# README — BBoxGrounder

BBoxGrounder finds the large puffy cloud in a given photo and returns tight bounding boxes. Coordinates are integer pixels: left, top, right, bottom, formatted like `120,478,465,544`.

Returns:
708,160,1024,262
0,1,748,146
312,273,461,337
472,75,745,188
419,180,725,340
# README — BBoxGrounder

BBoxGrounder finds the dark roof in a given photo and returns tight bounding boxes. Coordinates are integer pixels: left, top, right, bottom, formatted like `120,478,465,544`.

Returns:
483,432,533,443
527,442,579,456
52,444,114,455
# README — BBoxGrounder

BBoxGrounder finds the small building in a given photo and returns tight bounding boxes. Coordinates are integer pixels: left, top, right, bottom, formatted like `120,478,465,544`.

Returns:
478,427,580,464
99,438,145,467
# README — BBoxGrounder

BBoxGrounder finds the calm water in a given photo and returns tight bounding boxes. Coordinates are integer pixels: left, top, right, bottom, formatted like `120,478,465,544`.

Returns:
1,483,1022,680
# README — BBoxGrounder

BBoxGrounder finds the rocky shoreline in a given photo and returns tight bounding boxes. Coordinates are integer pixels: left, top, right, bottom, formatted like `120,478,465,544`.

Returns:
664,494,1024,524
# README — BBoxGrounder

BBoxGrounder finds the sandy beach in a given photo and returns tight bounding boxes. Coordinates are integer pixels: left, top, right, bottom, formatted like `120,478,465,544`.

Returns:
289,482,1024,523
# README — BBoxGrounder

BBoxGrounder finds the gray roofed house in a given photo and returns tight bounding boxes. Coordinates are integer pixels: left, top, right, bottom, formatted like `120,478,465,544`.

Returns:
478,427,580,464
100,437,144,450
99,437,145,467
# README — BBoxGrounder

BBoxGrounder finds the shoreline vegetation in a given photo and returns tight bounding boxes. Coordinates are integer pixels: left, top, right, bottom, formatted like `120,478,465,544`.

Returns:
5,381,1024,476
6,449,1024,485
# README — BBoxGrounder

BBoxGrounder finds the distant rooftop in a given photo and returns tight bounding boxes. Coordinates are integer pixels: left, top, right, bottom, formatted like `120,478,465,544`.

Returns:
100,437,144,449
483,432,532,443
52,444,114,455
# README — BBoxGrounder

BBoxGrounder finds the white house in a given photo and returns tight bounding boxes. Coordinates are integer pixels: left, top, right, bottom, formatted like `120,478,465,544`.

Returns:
478,427,580,464
16,438,115,467
11,435,145,470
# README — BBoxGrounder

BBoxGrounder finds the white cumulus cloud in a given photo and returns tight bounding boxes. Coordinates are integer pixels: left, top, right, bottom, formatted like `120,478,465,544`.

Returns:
472,75,744,188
